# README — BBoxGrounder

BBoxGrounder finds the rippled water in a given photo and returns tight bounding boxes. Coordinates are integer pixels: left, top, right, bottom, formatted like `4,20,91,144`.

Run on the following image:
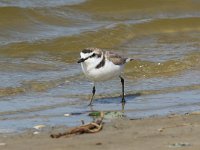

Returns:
0,0,200,133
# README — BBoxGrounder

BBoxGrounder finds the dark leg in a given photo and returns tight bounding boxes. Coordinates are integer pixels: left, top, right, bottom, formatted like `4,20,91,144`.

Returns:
122,101,125,113
88,84,96,106
120,76,125,103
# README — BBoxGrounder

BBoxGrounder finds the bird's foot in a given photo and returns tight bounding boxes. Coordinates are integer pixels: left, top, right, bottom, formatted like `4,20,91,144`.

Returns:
88,102,93,106
121,98,126,104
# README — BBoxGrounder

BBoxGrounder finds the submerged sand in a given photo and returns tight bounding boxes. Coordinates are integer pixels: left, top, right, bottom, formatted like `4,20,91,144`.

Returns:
1,113,200,150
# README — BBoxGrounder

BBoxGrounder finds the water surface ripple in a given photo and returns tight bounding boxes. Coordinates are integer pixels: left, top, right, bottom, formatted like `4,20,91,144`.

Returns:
0,0,200,133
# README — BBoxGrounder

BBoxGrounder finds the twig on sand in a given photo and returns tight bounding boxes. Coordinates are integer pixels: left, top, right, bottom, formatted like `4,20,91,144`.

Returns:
50,112,104,138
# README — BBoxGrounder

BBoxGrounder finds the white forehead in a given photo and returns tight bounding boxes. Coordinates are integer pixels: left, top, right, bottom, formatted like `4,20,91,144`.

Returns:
80,52,93,58
80,48,102,59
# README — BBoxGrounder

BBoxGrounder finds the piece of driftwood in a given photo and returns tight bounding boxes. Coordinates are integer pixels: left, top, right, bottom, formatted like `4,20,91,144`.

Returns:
50,113,104,138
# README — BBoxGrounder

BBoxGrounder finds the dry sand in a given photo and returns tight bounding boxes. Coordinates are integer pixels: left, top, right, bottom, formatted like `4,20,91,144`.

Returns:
1,112,200,150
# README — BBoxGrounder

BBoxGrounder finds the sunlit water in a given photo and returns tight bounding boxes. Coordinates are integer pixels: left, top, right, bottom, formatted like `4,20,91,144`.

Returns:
0,0,200,133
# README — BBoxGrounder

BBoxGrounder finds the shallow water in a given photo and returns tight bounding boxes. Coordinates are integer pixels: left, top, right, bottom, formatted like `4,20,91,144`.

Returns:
0,0,200,133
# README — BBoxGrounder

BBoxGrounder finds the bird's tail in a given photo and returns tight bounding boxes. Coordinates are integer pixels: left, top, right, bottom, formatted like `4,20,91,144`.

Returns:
125,58,134,63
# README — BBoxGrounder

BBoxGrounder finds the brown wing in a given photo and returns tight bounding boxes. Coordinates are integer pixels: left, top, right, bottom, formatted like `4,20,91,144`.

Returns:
106,51,127,65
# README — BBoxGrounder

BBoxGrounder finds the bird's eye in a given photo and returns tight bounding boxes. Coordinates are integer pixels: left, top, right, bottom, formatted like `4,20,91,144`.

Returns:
90,53,96,58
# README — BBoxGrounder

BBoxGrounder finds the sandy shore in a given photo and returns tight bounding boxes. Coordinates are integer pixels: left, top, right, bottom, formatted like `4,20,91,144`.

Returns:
1,112,200,150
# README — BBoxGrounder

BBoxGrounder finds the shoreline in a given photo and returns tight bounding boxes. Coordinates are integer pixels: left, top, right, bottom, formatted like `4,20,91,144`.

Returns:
1,112,200,150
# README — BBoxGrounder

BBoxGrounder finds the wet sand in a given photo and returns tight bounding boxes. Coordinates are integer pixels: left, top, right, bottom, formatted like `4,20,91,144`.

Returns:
1,112,200,150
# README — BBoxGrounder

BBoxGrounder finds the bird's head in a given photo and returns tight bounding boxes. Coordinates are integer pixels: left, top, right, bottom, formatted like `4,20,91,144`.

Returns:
77,48,103,64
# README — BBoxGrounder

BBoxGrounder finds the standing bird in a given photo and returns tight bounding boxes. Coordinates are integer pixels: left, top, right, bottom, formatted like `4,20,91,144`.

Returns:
77,48,133,106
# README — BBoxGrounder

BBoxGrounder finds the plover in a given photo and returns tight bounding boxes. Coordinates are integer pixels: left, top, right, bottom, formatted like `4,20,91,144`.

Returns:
77,48,133,106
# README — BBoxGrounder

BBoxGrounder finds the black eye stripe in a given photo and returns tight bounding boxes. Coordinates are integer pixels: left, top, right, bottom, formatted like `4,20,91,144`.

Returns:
88,53,102,59
89,53,96,58
82,49,93,53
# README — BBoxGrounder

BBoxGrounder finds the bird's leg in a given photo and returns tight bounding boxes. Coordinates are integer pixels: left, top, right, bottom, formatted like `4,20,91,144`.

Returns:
119,76,126,103
121,101,125,112
88,83,96,106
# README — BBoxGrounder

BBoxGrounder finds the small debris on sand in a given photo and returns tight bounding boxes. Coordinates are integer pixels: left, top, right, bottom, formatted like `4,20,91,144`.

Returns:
168,142,191,148
0,143,6,146
33,125,46,130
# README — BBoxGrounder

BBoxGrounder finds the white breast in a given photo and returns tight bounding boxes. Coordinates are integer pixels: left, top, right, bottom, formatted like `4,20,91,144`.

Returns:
81,60,124,82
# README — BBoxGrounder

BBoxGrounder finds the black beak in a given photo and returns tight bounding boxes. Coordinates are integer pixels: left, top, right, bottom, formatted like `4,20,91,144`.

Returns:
77,58,86,63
